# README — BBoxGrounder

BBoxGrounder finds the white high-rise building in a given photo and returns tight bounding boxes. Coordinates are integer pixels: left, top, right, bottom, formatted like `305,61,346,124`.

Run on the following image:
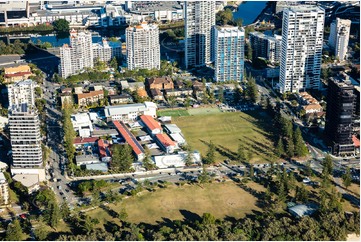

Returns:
329,18,351,61
214,26,245,82
93,39,122,63
279,5,325,93
8,104,43,169
126,22,160,70
7,79,35,107
59,29,94,78
185,1,216,68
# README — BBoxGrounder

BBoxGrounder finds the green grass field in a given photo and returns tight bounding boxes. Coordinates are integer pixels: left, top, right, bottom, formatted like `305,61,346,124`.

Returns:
157,109,190,117
188,107,221,115
174,111,278,163
87,182,259,225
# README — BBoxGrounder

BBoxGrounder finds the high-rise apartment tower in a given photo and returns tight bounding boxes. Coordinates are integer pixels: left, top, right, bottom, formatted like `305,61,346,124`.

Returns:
279,5,325,93
214,26,245,82
184,1,216,68
126,22,160,70
329,18,351,61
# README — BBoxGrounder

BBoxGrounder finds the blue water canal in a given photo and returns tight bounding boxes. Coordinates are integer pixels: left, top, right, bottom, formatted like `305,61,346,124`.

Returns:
233,1,268,25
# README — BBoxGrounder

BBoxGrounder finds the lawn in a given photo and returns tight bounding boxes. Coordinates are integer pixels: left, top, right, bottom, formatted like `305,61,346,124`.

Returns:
157,109,190,117
188,107,221,115
87,182,260,225
174,111,278,163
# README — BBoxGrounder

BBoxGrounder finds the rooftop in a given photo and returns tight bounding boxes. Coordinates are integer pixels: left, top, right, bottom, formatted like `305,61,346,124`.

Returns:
155,133,176,147
147,76,173,85
4,65,31,74
77,90,104,99
113,121,145,156
164,124,182,134
288,204,318,218
140,115,161,131
74,137,98,145
12,174,39,188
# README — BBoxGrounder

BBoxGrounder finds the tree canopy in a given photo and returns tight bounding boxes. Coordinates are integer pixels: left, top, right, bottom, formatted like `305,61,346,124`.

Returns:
53,19,70,32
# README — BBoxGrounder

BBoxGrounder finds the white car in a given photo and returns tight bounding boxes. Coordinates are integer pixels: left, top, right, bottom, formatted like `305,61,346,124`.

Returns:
302,177,311,183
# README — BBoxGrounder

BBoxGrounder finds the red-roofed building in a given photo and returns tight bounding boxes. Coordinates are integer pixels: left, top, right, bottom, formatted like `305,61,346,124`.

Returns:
352,135,360,155
4,65,33,83
140,115,162,135
98,139,112,162
113,121,145,161
155,133,177,153
73,137,98,147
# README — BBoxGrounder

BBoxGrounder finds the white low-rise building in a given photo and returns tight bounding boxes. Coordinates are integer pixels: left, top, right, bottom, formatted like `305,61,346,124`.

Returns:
105,102,157,122
71,113,94,137
164,124,182,134
76,155,101,166
153,151,201,169
169,133,186,146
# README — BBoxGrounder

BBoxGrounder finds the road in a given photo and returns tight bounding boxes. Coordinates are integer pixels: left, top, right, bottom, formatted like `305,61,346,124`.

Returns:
42,78,78,205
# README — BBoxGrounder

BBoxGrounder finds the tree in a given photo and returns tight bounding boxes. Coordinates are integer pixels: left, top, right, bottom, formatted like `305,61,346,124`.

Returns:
204,141,216,165
168,95,176,109
295,185,309,203
111,144,134,172
143,146,156,171
45,203,60,228
216,9,233,25
293,127,308,157
53,19,70,32
118,207,128,221
323,154,333,176
285,138,294,158
245,77,258,103
275,138,285,157
218,87,224,103
184,145,194,167
62,100,76,163
342,167,352,190
201,213,216,225
246,42,253,60
34,221,49,240
184,96,191,110
60,202,70,220
198,166,211,184
249,165,254,178
110,57,118,70
5,219,24,241
236,144,246,163
305,161,313,177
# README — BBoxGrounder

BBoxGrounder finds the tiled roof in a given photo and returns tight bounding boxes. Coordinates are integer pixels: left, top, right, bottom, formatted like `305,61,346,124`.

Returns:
147,76,173,85
98,139,110,158
77,90,104,99
74,137,98,144
155,133,176,147
113,121,144,156
140,115,161,131
5,72,32,77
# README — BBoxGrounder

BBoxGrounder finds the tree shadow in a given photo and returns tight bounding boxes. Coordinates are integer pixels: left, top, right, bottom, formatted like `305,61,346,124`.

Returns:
104,221,121,234
179,209,202,222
